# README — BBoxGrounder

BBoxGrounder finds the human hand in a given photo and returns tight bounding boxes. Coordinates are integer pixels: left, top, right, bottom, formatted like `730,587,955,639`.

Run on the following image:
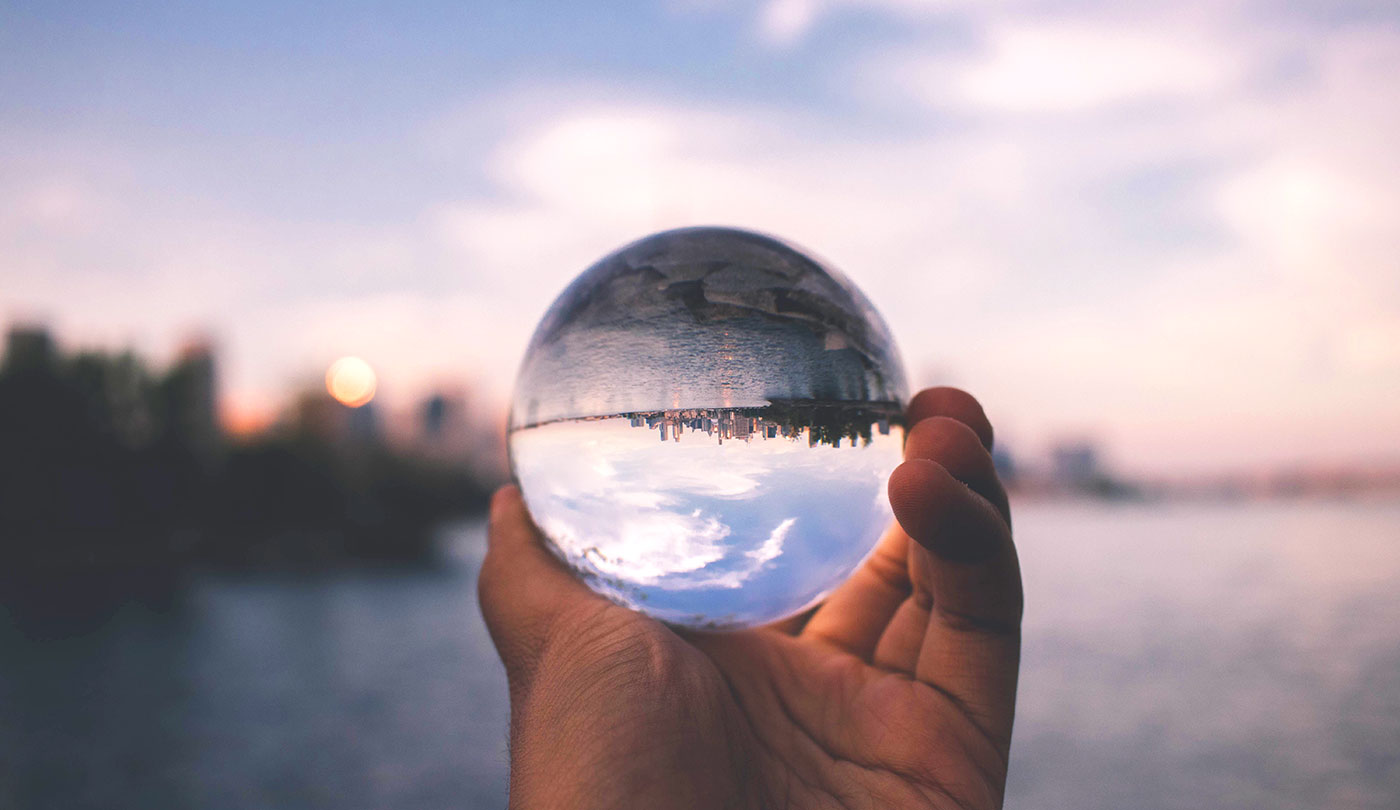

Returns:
479,387,1022,809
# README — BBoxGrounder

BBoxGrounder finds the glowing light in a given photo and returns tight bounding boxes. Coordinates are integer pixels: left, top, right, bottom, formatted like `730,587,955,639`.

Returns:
222,401,275,437
326,356,377,407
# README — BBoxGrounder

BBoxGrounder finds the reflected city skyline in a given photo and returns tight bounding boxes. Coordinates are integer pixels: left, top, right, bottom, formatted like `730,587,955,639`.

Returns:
517,399,903,450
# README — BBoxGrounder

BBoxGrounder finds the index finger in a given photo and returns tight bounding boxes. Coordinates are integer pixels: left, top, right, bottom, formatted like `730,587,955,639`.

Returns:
800,387,998,659
888,458,1022,753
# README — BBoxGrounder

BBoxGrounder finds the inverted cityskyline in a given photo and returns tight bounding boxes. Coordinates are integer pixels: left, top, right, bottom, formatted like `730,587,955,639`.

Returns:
514,400,901,450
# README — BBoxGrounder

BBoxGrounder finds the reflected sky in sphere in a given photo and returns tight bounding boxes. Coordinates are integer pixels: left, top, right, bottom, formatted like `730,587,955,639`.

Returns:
509,227,908,628
511,416,903,628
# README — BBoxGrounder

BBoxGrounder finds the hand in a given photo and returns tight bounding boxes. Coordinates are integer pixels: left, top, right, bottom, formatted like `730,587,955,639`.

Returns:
479,387,1022,809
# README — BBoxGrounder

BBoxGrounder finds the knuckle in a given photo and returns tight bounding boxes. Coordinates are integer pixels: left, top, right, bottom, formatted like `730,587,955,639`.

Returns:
934,602,1022,637
864,545,912,594
908,387,993,448
909,416,986,459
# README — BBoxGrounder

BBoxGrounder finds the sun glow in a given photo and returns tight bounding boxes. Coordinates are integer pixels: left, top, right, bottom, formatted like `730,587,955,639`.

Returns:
326,356,377,408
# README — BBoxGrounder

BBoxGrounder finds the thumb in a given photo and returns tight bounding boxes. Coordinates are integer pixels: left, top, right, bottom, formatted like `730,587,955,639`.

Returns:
478,485,601,687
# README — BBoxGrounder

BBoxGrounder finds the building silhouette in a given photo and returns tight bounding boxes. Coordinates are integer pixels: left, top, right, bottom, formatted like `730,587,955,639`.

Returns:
3,326,57,374
1050,441,1101,487
610,403,900,448
163,339,220,467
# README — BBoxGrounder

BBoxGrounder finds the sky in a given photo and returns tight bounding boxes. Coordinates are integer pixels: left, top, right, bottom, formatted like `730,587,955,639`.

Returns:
2,0,1398,475
511,416,899,625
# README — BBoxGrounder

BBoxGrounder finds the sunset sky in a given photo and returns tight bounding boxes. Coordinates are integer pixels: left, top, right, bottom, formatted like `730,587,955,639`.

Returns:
3,1,1398,475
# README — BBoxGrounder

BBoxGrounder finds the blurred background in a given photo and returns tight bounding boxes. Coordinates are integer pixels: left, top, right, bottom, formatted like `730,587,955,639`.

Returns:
2,1,1398,808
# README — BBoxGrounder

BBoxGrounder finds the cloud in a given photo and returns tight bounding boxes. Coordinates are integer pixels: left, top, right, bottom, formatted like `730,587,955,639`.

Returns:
758,0,819,45
747,516,796,565
510,418,897,597
415,15,1400,468
879,23,1241,113
428,97,1016,311
4,1,1398,474
708,0,1010,47
541,507,735,585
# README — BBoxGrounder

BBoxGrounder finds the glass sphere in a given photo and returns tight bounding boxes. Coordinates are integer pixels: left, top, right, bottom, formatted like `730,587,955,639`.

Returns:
508,227,908,629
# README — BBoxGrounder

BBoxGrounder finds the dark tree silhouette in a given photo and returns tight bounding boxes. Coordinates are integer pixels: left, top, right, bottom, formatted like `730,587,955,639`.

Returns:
0,328,493,632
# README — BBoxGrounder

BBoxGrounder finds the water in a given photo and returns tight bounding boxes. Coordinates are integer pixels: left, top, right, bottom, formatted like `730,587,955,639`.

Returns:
508,227,910,626
512,313,890,425
0,544,510,810
1010,499,1400,809
510,408,903,628
3,501,1398,809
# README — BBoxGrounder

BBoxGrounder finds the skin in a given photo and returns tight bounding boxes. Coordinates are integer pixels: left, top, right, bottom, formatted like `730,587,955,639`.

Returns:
479,387,1022,810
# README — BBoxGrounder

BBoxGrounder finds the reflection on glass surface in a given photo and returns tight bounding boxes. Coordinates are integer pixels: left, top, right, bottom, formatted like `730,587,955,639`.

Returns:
509,226,909,628
511,408,903,628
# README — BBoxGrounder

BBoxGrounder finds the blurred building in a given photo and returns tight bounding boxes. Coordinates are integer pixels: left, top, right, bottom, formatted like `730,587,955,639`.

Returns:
991,445,1018,487
410,390,473,460
3,326,57,374
387,388,508,483
1050,440,1101,488
421,393,450,439
163,339,221,465
289,388,375,444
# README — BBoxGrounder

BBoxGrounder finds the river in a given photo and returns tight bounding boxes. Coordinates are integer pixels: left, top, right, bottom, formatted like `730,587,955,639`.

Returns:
3,499,1398,809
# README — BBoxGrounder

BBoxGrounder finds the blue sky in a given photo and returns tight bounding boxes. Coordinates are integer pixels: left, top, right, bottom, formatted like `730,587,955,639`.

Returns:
3,0,1399,474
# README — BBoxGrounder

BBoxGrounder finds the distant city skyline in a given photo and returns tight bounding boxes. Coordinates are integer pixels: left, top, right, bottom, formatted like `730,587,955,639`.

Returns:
10,321,1395,498
3,2,1398,475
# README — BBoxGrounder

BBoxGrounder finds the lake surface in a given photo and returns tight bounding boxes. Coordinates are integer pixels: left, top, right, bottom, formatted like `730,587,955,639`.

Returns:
3,500,1398,809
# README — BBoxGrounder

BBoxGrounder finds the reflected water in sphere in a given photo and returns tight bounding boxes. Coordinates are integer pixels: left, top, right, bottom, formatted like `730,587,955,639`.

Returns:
508,227,908,629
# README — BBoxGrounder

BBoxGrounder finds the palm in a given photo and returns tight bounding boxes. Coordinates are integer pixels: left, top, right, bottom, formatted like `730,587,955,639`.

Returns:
482,388,1022,810
697,625,1010,809
537,535,1011,808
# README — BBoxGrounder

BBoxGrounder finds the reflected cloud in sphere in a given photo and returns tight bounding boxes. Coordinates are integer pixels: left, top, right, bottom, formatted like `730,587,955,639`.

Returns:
512,417,901,627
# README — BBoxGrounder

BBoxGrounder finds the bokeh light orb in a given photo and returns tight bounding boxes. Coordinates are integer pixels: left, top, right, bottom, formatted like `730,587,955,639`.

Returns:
326,356,377,408
509,227,908,629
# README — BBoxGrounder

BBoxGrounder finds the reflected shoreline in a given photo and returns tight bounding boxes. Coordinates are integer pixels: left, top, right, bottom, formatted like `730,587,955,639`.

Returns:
512,399,903,449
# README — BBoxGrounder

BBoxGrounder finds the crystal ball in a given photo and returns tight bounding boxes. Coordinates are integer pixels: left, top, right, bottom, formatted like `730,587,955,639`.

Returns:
508,227,908,629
